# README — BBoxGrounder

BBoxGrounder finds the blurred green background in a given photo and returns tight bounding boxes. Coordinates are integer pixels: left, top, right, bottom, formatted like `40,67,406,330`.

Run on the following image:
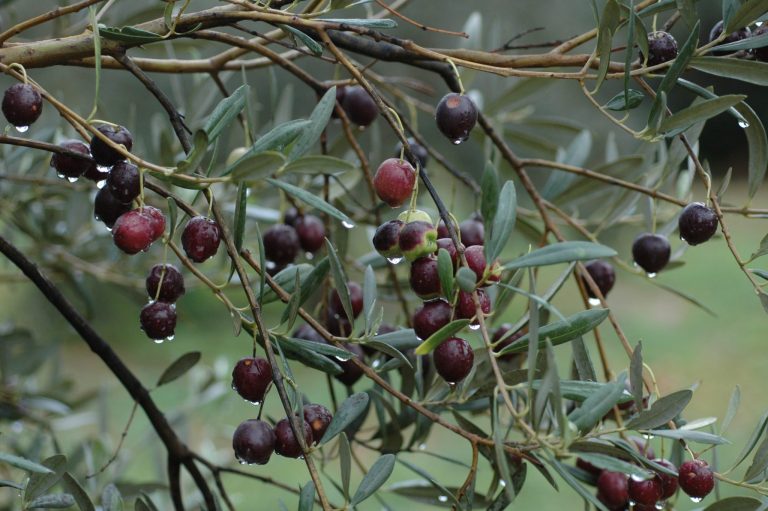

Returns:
1,0,768,509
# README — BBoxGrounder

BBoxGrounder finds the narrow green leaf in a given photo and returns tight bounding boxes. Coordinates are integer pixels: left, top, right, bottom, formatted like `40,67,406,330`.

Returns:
702,496,762,511
98,25,163,43
437,248,454,299
339,433,352,500
166,197,178,241
571,337,597,382
659,95,745,136
646,428,730,445
175,130,208,173
260,264,314,306
268,179,353,225
456,267,477,293
388,481,491,507
156,352,201,387
0,453,53,474
630,342,644,410
690,56,768,86
61,473,95,511
627,390,692,430
481,162,500,242
279,25,323,55
0,480,23,490
101,484,123,511
274,336,343,375
373,329,421,351
228,151,286,183
363,265,376,332
88,8,101,121
204,84,249,142
283,155,356,175
605,89,645,111
492,396,516,504
233,183,247,253
568,377,625,432
414,320,471,355
545,455,609,511
326,238,354,332
350,455,396,505
487,181,517,263
532,379,633,403
710,30,768,52
225,120,311,175
364,340,412,370
574,453,652,479
320,392,370,444
321,18,397,28
722,385,741,434
675,0,697,27
503,242,616,270
730,410,768,471
594,0,621,92
725,0,768,32
733,102,768,199
677,79,749,127
298,481,315,511
744,435,768,482
279,336,353,360
279,270,303,330
24,455,67,504
27,494,76,509
289,87,337,160
498,309,610,355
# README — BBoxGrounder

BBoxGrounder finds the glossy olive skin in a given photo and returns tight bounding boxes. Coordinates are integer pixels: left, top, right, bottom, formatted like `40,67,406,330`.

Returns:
274,417,313,458
231,357,272,404
232,419,276,465
678,459,714,499
632,233,671,274
2,83,42,127
90,124,133,167
645,31,678,67
435,93,478,144
582,260,616,298
341,86,378,126
596,471,629,510
263,223,300,265
140,301,176,340
433,337,474,383
51,140,94,179
181,216,221,263
678,202,718,246
413,299,452,340
145,264,186,303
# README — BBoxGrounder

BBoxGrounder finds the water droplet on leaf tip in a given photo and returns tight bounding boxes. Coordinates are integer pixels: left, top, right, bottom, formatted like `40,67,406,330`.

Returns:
372,359,381,368
646,272,657,279
341,220,355,229
469,324,480,331
14,125,29,133
588,297,601,306
438,496,448,502
738,120,750,128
